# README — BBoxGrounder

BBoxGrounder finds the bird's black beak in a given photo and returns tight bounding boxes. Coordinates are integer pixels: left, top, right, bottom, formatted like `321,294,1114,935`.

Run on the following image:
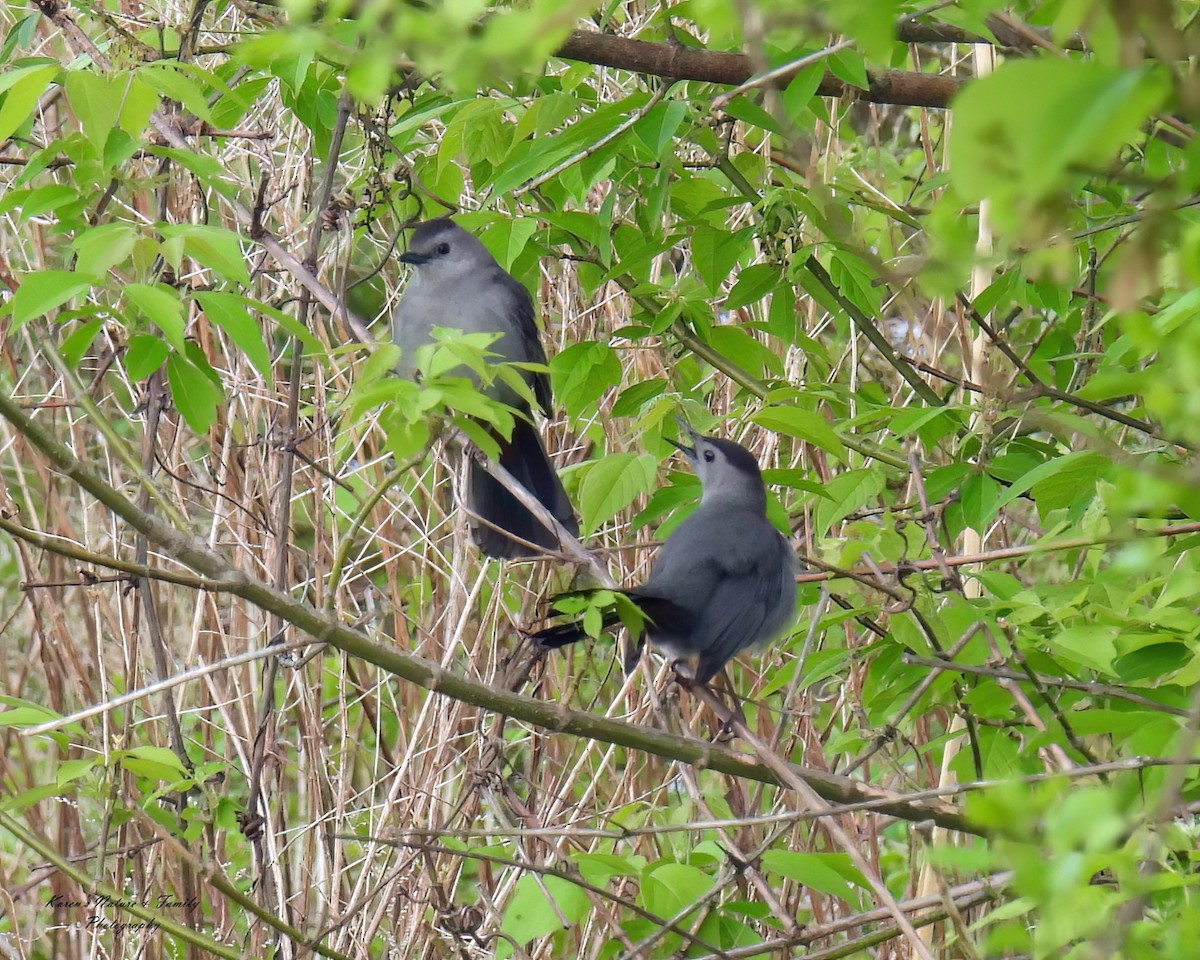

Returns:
400,251,431,265
667,417,698,460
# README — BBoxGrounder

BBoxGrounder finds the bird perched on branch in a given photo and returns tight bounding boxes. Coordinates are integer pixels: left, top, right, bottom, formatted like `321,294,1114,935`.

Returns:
533,421,797,685
392,217,578,559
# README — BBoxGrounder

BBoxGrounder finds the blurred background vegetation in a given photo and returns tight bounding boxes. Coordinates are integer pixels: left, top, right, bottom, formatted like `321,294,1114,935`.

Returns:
1,0,1199,957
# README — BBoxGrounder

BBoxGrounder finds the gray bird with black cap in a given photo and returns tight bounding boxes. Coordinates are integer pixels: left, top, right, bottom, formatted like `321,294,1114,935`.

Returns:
534,420,797,685
392,217,578,559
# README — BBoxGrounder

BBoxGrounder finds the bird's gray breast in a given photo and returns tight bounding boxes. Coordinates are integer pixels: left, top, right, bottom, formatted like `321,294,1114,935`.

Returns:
392,273,529,397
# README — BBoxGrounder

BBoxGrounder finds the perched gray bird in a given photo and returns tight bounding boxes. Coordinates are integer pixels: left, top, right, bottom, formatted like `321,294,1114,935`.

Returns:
534,422,797,684
392,218,578,559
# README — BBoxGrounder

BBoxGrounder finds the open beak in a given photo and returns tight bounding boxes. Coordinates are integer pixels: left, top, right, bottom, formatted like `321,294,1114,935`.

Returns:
667,417,698,460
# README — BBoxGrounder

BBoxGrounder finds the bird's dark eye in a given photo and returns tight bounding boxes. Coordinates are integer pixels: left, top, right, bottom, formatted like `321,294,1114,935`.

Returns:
703,450,715,463
437,242,450,255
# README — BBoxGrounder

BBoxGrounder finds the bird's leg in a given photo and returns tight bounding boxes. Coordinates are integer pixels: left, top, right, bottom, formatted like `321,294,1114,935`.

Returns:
671,663,746,742
713,668,749,738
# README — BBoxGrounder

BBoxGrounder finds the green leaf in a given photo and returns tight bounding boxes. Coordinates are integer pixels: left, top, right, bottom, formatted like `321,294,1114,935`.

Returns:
11,270,96,328
160,224,251,287
64,70,123,153
166,351,223,433
831,0,898,62
72,222,138,276
994,451,1108,517
194,292,272,377
1048,625,1117,674
827,49,869,90
0,703,61,727
958,471,1003,530
118,73,158,138
60,318,104,369
692,225,748,295
7,183,75,219
550,341,622,417
125,334,169,380
781,62,827,120
762,851,868,900
950,60,1167,221
125,283,186,352
641,862,714,918
139,62,213,122
0,63,58,144
612,378,669,418
1111,643,1190,683
577,452,658,534
725,263,780,309
480,216,540,274
705,325,783,378
753,405,845,459
499,874,589,952
815,468,885,533
1,783,63,812
633,99,688,158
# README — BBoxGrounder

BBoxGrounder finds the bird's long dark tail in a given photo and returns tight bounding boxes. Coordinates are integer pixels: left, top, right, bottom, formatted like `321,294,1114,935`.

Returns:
468,418,578,559
531,593,692,675
532,609,622,649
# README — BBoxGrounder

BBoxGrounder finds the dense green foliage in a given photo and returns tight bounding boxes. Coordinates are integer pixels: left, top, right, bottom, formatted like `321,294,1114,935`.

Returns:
2,0,1200,958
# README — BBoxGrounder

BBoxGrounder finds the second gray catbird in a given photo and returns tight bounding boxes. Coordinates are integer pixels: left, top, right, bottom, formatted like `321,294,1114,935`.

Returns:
534,422,797,684
392,218,578,559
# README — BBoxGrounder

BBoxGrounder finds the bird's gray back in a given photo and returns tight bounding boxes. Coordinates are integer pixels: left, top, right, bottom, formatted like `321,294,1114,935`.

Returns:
637,503,796,674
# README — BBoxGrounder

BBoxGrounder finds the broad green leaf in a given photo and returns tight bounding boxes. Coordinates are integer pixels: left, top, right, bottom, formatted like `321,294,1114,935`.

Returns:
1047,625,1117,674
692,225,748,295
125,283,186,352
72,222,138,276
1111,643,1190,683
11,270,96,328
166,351,223,433
121,745,190,777
60,318,104,368
994,451,1108,517
762,851,868,900
612,378,669,418
57,757,98,786
550,341,621,417
754,405,845,459
702,325,779,378
641,862,714,918
0,703,61,727
119,73,158,137
578,452,658,533
498,873,589,957
194,291,271,377
958,471,1003,531
827,49,869,90
781,62,827,119
633,99,688,158
160,224,251,286
140,62,213,121
9,183,75,219
1,783,62,812
125,334,169,380
480,216,539,273
0,63,58,144
951,60,1167,224
725,263,780,309
64,70,123,153
831,0,898,62
815,468,885,533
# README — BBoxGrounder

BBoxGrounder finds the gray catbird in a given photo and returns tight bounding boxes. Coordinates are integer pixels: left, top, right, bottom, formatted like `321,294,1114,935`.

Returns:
392,218,579,558
534,422,797,684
